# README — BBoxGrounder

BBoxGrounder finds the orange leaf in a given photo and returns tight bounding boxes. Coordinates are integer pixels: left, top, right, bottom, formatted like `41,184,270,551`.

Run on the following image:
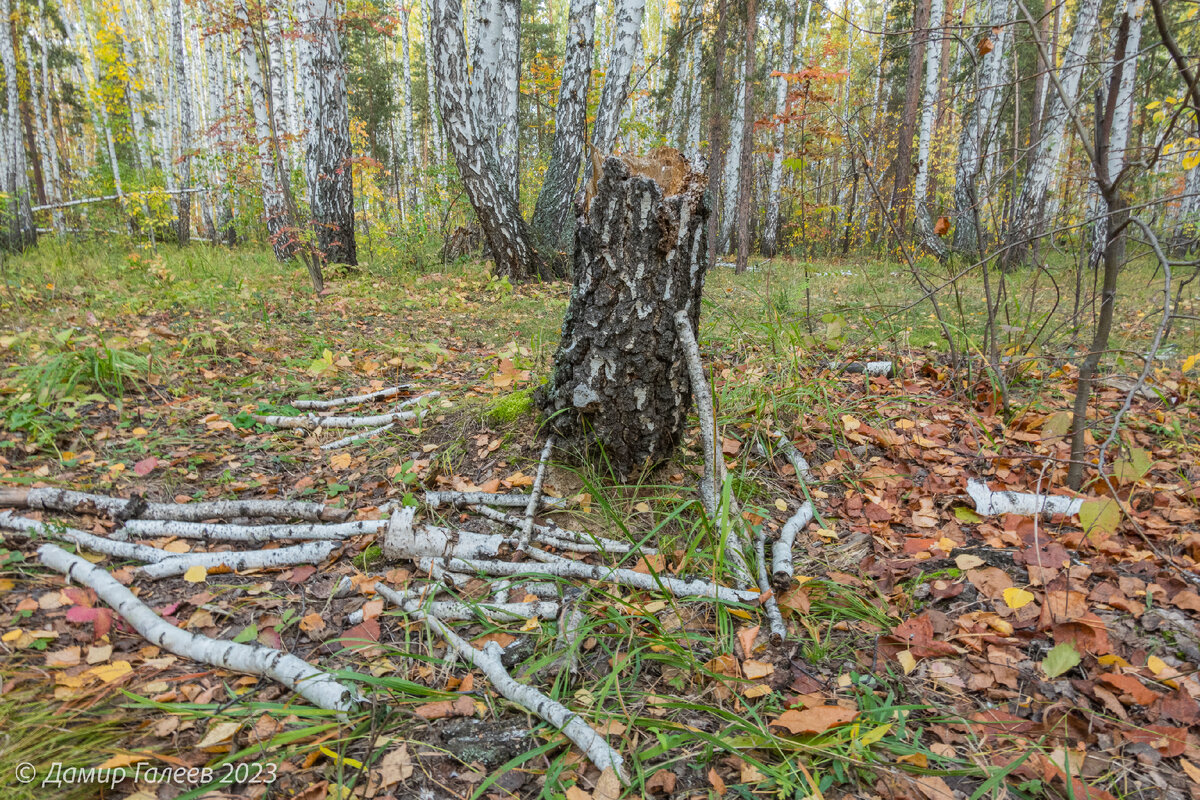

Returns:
770,705,858,734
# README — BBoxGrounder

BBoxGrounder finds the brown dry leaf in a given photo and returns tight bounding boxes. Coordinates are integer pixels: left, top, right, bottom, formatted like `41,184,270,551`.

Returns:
1180,758,1200,786
646,769,677,795
329,452,352,470
708,767,727,795
1098,673,1160,706
379,744,413,785
721,436,742,455
299,612,326,634
414,694,476,720
770,705,858,734
736,625,760,657
197,721,240,750
742,659,775,679
46,646,82,667
594,768,621,800
564,787,591,800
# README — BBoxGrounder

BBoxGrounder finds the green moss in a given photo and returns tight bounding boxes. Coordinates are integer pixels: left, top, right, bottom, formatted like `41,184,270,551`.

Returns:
485,388,534,423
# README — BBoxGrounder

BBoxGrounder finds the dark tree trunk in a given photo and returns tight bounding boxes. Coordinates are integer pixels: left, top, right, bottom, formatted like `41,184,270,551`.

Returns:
888,0,931,237
537,156,710,478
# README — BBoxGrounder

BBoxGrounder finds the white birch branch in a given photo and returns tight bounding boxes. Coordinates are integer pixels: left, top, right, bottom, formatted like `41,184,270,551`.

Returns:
422,612,626,781
771,502,813,592
0,487,348,522
371,583,559,623
425,491,568,509
380,507,508,561
673,310,753,588
116,518,384,543
292,384,414,409
755,531,787,644
140,541,339,579
965,478,1083,517
1,511,171,563
319,423,395,451
467,505,647,554
38,543,360,713
426,555,760,604
519,437,555,546
251,409,420,429
773,430,815,483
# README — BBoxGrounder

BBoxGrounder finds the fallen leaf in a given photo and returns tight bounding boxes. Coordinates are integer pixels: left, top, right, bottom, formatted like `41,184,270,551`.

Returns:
646,769,677,795
770,705,858,734
183,565,207,584
1042,641,1081,678
1003,587,1035,609
133,457,159,476
197,721,240,749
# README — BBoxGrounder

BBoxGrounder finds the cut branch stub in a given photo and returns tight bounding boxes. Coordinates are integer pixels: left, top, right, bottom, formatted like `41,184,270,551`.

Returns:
537,155,710,478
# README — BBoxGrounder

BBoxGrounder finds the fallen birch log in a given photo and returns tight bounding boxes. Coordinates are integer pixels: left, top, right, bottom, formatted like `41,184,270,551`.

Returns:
1,512,171,563
755,532,787,644
467,505,647,554
771,502,813,592
422,612,626,781
380,508,508,562
371,583,559,623
251,409,422,429
673,310,753,588
423,555,760,604
117,518,384,543
0,487,348,522
38,543,360,712
826,360,894,377
292,385,414,409
965,478,1083,517
141,541,339,579
425,491,568,510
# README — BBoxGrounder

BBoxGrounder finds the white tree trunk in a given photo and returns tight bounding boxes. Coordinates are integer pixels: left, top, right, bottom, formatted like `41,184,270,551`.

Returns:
171,0,194,244
399,6,421,212
720,71,746,252
301,0,357,265
684,18,703,163
205,33,236,244
952,0,1010,253
528,0,597,257
28,10,66,234
420,1,445,181
239,0,295,260
583,0,646,182
470,0,520,197
1087,0,1145,267
762,0,796,256
0,0,34,249
427,0,544,279
911,0,947,258
1003,0,1101,267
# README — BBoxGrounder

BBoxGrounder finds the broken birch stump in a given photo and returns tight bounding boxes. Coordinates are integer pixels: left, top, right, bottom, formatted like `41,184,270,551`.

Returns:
537,155,710,477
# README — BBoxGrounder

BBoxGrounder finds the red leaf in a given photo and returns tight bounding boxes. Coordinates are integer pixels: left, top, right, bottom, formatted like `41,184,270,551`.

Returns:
339,619,381,650
134,457,159,476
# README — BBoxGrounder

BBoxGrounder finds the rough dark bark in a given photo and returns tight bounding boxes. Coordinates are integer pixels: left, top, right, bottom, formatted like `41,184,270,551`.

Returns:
888,0,931,237
537,156,710,478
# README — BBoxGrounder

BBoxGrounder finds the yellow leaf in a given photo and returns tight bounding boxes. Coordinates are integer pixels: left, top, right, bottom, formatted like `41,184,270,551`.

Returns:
330,452,353,470
634,501,651,513
775,498,788,512
897,650,917,674
1147,655,1167,675
87,660,133,683
1183,353,1199,373
1098,653,1133,668
2,628,23,642
320,746,363,769
1003,587,1035,609
183,565,208,584
859,722,893,746
197,721,240,749
520,616,540,632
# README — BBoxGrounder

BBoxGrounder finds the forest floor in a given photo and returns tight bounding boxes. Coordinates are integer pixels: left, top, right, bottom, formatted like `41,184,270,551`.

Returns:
1,241,1199,800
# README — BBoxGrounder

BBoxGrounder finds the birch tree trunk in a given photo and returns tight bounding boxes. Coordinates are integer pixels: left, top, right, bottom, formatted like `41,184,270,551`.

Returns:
704,0,729,265
27,17,66,234
733,0,756,274
684,16,703,163
205,33,237,244
720,72,745,253
399,5,420,213
529,0,597,260
952,0,1010,254
427,0,543,279
171,0,194,244
0,0,35,250
1001,0,1101,269
301,0,357,265
888,0,931,235
420,1,444,183
912,0,948,258
1087,0,1145,269
471,0,520,197
583,0,646,184
239,0,297,261
537,156,710,477
762,0,796,257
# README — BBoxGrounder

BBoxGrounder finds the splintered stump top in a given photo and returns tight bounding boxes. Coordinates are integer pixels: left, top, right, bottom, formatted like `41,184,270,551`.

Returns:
537,153,710,478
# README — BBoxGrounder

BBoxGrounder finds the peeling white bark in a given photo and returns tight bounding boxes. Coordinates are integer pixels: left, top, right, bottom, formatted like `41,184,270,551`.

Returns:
467,505,646,554
372,583,559,623
755,531,787,644
381,507,508,561
0,487,348,523
1,512,172,563
39,544,359,712
773,431,814,483
292,385,416,409
518,438,555,546
319,423,396,450
117,518,383,543
965,478,1083,517
251,409,420,429
140,541,339,579
771,502,812,591
425,491,568,509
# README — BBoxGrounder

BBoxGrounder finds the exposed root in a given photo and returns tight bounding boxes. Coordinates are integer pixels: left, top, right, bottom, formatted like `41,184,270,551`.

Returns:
38,543,361,713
